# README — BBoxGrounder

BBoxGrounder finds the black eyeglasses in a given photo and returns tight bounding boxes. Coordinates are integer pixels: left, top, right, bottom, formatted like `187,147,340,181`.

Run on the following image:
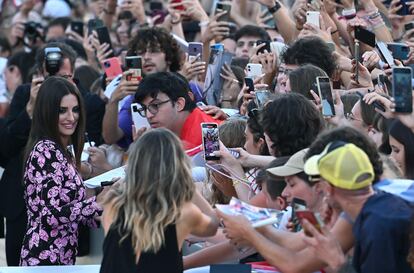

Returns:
137,99,171,117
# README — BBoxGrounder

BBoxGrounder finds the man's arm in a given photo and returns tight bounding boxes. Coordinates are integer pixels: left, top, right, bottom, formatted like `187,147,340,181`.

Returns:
102,100,125,144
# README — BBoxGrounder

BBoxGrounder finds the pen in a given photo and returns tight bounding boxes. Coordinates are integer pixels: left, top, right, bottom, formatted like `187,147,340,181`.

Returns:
85,132,93,147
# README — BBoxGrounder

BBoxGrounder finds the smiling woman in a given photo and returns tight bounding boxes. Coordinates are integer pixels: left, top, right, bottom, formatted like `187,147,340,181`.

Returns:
20,77,103,266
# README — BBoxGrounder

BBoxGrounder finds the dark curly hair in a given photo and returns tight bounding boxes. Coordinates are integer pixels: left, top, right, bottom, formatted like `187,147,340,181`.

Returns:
305,126,383,183
281,36,336,77
127,27,181,72
261,93,324,157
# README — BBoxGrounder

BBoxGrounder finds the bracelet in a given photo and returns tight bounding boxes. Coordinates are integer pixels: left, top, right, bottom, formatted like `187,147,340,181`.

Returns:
331,29,339,35
268,1,281,14
171,18,181,25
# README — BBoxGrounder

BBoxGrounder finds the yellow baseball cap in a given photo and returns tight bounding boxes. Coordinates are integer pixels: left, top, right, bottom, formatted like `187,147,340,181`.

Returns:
304,141,374,190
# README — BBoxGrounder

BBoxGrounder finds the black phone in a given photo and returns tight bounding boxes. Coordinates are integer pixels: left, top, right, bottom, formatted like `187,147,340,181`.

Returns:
201,123,220,161
405,22,414,31
354,26,376,47
87,18,103,36
125,56,142,81
291,198,306,233
392,67,413,113
96,26,114,58
216,2,231,21
256,40,271,55
387,43,410,60
397,0,410,15
355,41,360,83
71,21,84,37
376,41,395,67
244,77,255,92
317,76,335,117
150,1,163,11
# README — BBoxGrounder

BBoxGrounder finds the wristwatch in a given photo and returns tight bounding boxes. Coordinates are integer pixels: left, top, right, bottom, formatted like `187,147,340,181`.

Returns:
268,1,281,14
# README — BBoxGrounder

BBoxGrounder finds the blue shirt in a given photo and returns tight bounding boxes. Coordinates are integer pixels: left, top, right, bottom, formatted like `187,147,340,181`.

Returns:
374,178,414,203
352,191,413,273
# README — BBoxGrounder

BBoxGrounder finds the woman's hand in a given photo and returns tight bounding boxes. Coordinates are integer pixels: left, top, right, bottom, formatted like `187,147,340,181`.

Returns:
109,71,139,104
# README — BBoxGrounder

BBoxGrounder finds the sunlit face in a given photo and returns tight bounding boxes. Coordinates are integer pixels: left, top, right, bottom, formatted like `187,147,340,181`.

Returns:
116,19,130,47
282,175,312,203
276,64,298,94
58,94,80,145
138,44,168,75
390,136,406,177
244,125,262,155
235,36,258,59
140,92,179,132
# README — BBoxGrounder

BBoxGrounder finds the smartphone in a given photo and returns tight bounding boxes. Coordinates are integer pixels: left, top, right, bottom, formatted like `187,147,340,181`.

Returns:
130,103,150,130
317,76,335,117
387,42,410,60
151,10,168,25
354,41,360,83
216,2,231,22
150,1,163,10
228,148,240,159
196,101,207,108
354,26,376,47
377,74,389,94
306,11,320,29
295,210,323,236
397,0,410,15
255,90,272,109
71,21,84,37
392,67,413,113
171,0,185,11
244,77,255,92
246,63,263,79
125,56,142,81
256,40,271,55
405,22,414,31
102,57,123,78
87,18,104,36
96,26,114,58
376,41,395,67
201,123,220,161
291,198,307,233
188,42,203,62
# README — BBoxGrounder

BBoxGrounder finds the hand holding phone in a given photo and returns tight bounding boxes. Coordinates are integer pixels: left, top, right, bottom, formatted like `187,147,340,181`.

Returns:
376,41,395,67
201,123,220,161
216,2,231,21
256,40,271,55
295,210,323,237
306,11,320,29
71,21,84,37
291,198,307,232
125,56,142,81
246,63,263,79
316,76,335,117
96,26,114,58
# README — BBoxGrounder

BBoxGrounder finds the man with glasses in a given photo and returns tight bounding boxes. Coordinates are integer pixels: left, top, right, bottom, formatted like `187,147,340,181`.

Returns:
0,41,105,265
102,27,182,149
134,72,220,150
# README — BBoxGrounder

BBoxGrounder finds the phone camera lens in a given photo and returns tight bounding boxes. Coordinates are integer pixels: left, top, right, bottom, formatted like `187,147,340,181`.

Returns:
104,62,110,68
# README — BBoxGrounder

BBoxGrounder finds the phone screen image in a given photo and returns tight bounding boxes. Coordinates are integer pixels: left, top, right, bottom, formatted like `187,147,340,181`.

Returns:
125,56,142,81
291,198,306,232
295,210,323,236
188,42,203,62
393,67,413,113
202,123,220,161
317,77,335,117
255,90,272,109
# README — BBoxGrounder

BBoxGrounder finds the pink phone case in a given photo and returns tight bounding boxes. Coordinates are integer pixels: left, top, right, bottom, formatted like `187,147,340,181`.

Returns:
102,57,123,78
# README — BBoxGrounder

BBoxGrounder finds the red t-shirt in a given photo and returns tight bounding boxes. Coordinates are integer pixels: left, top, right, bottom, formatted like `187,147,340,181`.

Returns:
180,108,222,151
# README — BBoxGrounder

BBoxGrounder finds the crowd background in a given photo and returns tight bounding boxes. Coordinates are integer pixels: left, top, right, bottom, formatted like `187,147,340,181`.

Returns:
0,0,414,272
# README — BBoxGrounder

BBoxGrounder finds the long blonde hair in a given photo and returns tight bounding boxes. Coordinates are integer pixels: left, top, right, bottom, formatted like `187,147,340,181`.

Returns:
104,128,195,255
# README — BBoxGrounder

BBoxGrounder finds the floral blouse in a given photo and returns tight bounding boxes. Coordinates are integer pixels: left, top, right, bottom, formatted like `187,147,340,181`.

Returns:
20,139,102,266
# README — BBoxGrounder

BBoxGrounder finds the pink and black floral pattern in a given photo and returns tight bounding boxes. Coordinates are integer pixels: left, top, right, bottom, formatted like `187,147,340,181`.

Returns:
20,140,102,266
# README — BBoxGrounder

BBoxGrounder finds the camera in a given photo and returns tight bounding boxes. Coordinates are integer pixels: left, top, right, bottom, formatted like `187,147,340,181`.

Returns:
44,47,63,76
103,61,111,68
24,21,42,41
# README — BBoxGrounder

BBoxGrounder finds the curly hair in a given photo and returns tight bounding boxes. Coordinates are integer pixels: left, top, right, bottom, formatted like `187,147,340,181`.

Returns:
261,93,324,157
305,126,383,183
127,27,181,72
281,36,336,77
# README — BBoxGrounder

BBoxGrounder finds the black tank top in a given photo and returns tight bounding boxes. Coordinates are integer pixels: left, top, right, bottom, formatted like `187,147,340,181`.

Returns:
100,217,183,273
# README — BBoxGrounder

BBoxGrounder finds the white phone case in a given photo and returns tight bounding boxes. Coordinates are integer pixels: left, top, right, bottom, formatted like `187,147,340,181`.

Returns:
130,103,150,132
246,63,263,79
306,11,320,29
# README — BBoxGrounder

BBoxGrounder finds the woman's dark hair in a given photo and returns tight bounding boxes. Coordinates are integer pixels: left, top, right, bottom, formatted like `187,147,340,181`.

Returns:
7,50,36,84
25,77,85,168
134,72,196,111
263,156,290,200
373,114,391,154
234,25,271,43
306,126,383,183
246,101,270,156
340,93,359,115
281,36,336,77
389,119,414,179
261,93,324,156
288,64,327,100
127,27,181,72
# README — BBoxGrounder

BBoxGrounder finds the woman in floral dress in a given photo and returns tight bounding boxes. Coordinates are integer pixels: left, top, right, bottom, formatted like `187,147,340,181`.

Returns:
20,77,102,265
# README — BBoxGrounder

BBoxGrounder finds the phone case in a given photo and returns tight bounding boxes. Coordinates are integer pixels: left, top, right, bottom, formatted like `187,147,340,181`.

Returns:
102,57,123,78
295,210,322,236
188,42,203,62
317,77,335,117
201,123,220,161
376,41,395,67
130,103,150,130
96,27,114,57
246,64,263,79
392,67,413,113
244,77,255,92
306,11,320,28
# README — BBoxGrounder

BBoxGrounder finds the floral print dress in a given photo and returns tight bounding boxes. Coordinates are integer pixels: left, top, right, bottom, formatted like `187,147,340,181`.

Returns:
20,139,102,266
